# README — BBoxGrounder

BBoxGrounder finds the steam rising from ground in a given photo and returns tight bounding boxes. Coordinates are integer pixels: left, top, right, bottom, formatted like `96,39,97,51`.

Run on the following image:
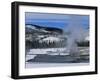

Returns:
65,15,87,58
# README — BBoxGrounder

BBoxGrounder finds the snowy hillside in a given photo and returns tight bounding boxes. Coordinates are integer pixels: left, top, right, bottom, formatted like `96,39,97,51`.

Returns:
26,24,63,34
25,24,89,49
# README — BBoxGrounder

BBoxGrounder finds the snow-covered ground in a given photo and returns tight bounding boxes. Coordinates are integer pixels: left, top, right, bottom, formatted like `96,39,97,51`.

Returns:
25,47,89,68
27,47,89,55
26,48,69,61
27,48,68,55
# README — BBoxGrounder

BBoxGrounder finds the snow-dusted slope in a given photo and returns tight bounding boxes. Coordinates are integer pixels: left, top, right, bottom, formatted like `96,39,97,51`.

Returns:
85,36,89,41
26,24,63,34
26,24,37,30
42,36,62,42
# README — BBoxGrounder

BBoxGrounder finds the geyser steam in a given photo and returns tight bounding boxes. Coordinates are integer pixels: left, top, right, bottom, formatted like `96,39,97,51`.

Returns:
65,15,87,59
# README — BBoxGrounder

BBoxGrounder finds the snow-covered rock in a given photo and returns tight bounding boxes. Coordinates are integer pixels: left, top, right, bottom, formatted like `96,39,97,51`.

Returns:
41,36,63,43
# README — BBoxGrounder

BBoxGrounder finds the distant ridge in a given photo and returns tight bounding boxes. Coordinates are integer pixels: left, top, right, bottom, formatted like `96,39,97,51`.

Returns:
25,24,63,34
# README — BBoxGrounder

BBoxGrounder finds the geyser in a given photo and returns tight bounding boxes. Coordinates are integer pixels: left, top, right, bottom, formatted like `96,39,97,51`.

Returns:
65,15,87,59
